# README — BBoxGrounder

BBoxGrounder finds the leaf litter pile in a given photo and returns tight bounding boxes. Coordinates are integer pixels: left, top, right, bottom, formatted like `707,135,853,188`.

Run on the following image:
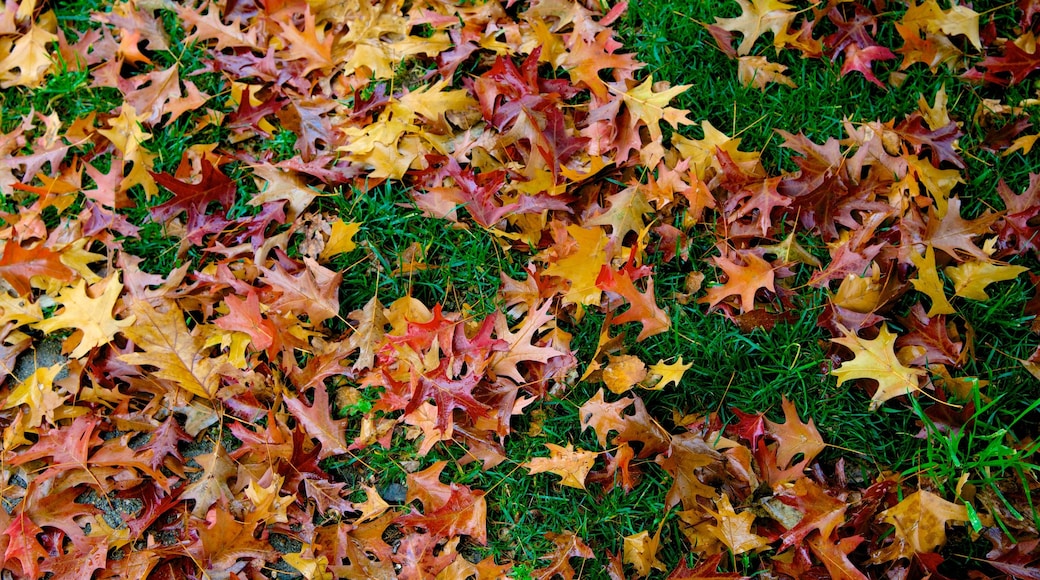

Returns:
1,0,1039,578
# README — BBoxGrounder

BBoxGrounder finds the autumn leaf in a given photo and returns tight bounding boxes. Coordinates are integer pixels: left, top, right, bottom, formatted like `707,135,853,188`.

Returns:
701,252,776,313
831,324,929,410
765,396,826,468
645,357,692,390
534,531,595,580
945,260,1029,301
120,301,231,399
0,242,75,296
910,244,956,316
602,354,647,394
715,0,795,56
489,300,566,383
525,443,597,490
623,525,667,577
0,22,56,88
737,55,796,89
33,274,134,359
214,290,278,351
707,494,769,555
578,389,631,448
879,490,969,558
544,225,609,307
2,513,46,579
319,220,361,260
616,76,692,140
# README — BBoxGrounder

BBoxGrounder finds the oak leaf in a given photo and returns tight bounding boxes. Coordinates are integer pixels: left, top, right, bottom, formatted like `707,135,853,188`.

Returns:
319,220,361,259
616,76,692,140
0,23,56,88
284,385,350,460
945,260,1029,301
765,396,826,468
181,443,236,517
623,526,667,577
1,363,64,428
149,158,237,223
214,290,278,351
701,252,775,314
534,531,595,580
598,268,671,341
831,324,928,410
489,301,565,383
400,461,487,543
2,513,46,579
544,225,609,307
602,354,647,394
707,494,769,555
910,245,956,316
807,534,867,580
33,274,134,359
646,357,692,390
737,55,797,89
879,490,969,556
120,301,231,399
260,258,341,325
0,242,75,296
525,443,597,490
715,0,795,56
578,389,631,448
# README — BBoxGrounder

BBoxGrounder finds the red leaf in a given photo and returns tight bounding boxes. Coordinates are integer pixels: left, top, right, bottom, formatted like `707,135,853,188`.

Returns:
149,158,237,223
965,41,1040,85
215,289,279,351
840,44,896,89
3,513,47,579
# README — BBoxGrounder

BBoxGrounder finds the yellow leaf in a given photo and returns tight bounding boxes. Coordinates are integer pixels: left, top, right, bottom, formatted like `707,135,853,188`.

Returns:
918,85,951,130
0,293,42,327
617,76,692,140
0,23,56,88
879,490,969,557
623,528,667,577
672,120,761,181
715,0,795,55
945,261,1028,301
831,325,928,411
525,443,597,490
32,274,135,359
1005,133,1039,156
544,225,609,307
602,354,647,394
319,220,361,260
354,484,391,523
707,494,769,555
120,301,231,399
832,268,882,314
939,6,981,50
1,364,64,428
738,55,797,89
249,164,318,220
59,239,106,284
284,551,332,580
97,106,152,167
645,357,692,390
906,155,962,218
245,474,295,526
910,245,955,316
